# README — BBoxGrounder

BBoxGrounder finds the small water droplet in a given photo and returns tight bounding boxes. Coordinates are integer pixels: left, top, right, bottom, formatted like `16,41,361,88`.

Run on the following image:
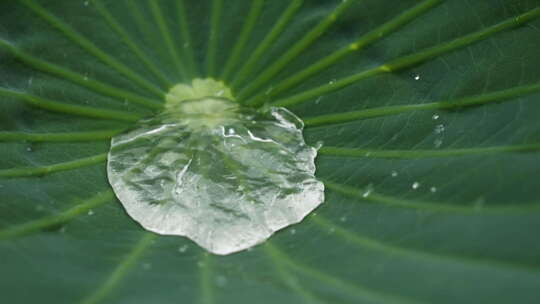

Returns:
329,79,336,85
412,182,420,190
215,275,227,287
26,146,33,152
430,187,437,193
413,74,420,81
391,171,398,177
83,1,89,6
265,87,273,95
315,97,322,104
434,124,445,134
362,186,372,198
329,227,336,233
432,114,440,120
183,42,189,48
340,216,347,222
290,228,296,235
83,74,89,81
178,245,189,253
474,197,485,210
87,210,94,216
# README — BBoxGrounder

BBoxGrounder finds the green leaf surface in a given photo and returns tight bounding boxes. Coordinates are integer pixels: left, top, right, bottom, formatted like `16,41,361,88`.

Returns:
1,0,539,303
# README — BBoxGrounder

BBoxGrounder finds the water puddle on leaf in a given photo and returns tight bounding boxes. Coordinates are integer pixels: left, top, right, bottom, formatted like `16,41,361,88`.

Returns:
107,79,324,255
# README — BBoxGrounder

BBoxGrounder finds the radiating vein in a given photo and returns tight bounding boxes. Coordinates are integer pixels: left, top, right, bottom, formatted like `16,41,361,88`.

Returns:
177,0,199,77
149,1,189,79
319,143,540,159
311,215,540,275
220,0,265,81
199,253,214,304
0,40,162,110
93,0,172,87
206,0,223,77
80,233,156,304
232,0,304,88
0,153,107,178
323,180,540,214
124,0,168,61
304,82,540,126
264,242,425,304
0,129,124,142
246,0,442,106
19,0,165,98
271,7,540,108
264,245,326,304
0,190,114,240
238,0,357,100
119,0,175,82
0,88,143,122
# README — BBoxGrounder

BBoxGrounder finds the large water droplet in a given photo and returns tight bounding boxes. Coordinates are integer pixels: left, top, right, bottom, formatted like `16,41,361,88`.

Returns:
107,82,324,255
